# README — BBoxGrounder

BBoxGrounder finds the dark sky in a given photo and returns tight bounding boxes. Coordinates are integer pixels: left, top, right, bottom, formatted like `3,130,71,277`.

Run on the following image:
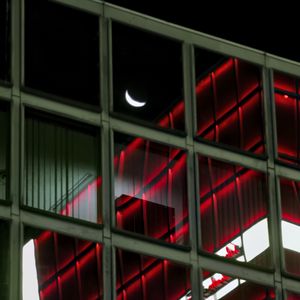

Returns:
106,1,300,63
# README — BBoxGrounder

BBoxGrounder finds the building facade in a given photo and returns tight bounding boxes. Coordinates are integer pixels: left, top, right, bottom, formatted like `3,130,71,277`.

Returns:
1,0,300,299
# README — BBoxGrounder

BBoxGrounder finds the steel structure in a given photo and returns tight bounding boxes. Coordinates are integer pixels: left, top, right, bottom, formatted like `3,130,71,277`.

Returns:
1,0,300,299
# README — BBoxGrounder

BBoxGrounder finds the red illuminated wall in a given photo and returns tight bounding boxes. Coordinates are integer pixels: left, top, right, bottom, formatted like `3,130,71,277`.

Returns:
33,57,270,299
280,178,300,276
199,157,268,257
274,72,300,166
196,58,265,154
114,138,189,245
34,231,103,300
116,249,190,300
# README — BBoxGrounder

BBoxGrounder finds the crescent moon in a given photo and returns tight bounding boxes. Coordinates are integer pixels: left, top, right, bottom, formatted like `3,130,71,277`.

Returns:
125,90,146,107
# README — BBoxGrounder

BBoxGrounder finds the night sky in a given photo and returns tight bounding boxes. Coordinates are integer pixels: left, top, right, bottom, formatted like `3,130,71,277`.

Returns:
106,1,300,63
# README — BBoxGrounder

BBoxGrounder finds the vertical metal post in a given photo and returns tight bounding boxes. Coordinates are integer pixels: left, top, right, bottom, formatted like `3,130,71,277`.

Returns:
262,62,283,297
100,10,114,300
183,42,201,299
10,0,22,298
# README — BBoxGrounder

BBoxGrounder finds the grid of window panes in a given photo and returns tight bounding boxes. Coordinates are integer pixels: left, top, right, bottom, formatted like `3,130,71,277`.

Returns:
1,0,300,299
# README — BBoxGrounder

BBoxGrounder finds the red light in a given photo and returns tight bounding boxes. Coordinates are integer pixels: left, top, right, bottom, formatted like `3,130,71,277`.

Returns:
284,94,289,99
208,274,230,290
225,244,240,258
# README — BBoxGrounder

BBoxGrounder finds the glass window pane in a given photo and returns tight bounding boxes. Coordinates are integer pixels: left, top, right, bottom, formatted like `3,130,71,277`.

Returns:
23,227,103,300
195,48,265,155
114,132,189,245
199,156,271,267
202,269,275,300
0,0,10,83
25,0,100,107
287,291,300,300
24,110,101,223
280,177,300,277
116,248,191,300
0,221,9,299
274,71,300,166
112,22,184,132
0,103,9,201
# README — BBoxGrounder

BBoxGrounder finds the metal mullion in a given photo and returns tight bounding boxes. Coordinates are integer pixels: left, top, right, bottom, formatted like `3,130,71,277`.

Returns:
0,86,12,99
192,45,205,297
262,68,278,167
20,209,104,243
0,204,11,219
105,4,265,66
111,246,117,300
10,218,23,300
198,254,274,287
266,54,300,79
275,164,300,181
194,141,267,172
262,66,283,289
182,42,201,299
51,0,103,15
110,117,186,149
282,276,300,294
111,231,191,265
21,92,102,126
100,12,114,300
10,0,22,292
274,174,287,276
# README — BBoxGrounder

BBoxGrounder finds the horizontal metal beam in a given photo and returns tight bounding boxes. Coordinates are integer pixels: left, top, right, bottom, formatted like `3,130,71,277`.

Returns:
0,86,12,100
194,141,268,173
21,92,101,126
47,0,300,75
199,255,275,287
282,276,300,294
266,54,300,77
20,209,104,243
51,0,103,15
110,117,187,149
104,4,265,65
275,164,300,181
0,204,11,220
111,231,191,265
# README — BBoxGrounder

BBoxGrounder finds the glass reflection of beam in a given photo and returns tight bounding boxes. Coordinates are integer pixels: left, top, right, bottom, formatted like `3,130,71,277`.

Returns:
202,219,300,299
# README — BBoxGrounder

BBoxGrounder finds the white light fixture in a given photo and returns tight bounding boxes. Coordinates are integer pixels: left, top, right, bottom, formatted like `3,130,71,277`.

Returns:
125,90,146,107
23,240,39,300
243,218,269,262
282,220,300,253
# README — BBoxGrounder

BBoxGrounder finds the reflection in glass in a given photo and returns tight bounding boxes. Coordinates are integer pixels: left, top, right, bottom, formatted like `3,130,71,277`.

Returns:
280,178,300,276
202,269,275,300
274,72,300,167
24,111,101,223
0,104,8,200
195,48,265,154
112,22,184,131
114,132,189,245
287,291,300,300
199,156,270,267
116,248,190,300
0,221,9,299
25,0,100,107
23,228,103,300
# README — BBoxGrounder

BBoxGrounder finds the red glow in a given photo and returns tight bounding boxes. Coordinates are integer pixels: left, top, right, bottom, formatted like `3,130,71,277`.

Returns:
196,57,264,154
208,274,231,290
282,213,300,225
225,244,240,258
36,56,271,299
